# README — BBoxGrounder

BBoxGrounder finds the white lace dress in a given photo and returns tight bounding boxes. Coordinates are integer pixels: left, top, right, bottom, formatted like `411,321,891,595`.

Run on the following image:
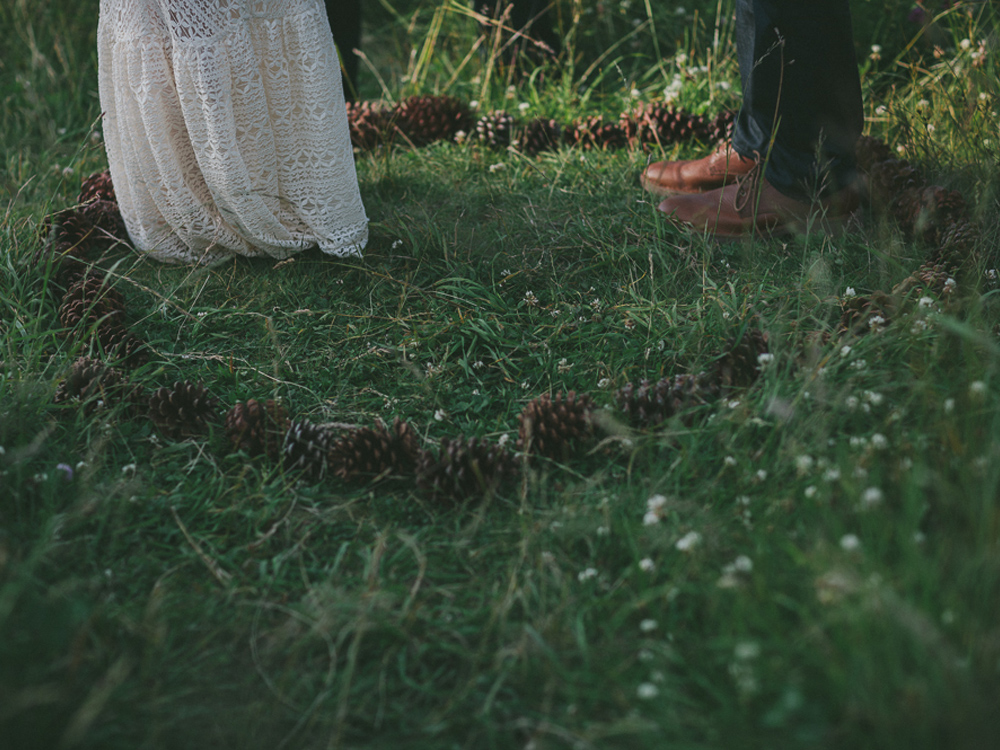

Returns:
97,0,368,265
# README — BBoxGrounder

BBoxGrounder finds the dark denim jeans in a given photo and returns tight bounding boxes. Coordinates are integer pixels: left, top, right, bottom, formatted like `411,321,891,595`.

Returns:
731,0,863,200
325,0,361,101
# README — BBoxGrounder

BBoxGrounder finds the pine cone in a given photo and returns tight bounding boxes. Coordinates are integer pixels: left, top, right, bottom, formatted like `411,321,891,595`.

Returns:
147,381,219,439
58,272,126,331
838,292,892,336
915,186,967,245
517,117,561,156
475,111,515,150
937,219,979,257
868,159,925,210
517,391,594,461
854,135,892,174
225,399,290,461
394,95,474,147
284,420,336,482
615,373,718,429
416,437,515,503
622,104,699,148
565,115,626,150
714,328,770,390
346,100,393,150
97,322,149,368
329,417,419,481
79,171,117,204
54,356,133,414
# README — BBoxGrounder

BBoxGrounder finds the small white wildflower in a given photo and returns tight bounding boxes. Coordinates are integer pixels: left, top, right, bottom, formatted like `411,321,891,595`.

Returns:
643,511,661,526
849,436,866,449
61,166,74,177
870,43,882,54
640,619,658,633
913,531,926,544
727,399,741,409
577,567,598,582
757,352,774,367
854,466,869,479
944,398,955,414
926,123,936,134
469,100,480,110
840,345,852,357
969,380,987,397
861,487,884,508
675,531,702,552
868,315,886,331
845,287,856,298
724,455,737,467
875,105,888,115
734,641,760,660
795,455,814,473
639,558,655,572
517,102,530,113
647,494,667,511
960,38,972,50
896,144,906,155
918,296,935,308
824,467,841,482
121,463,137,475
638,648,655,662
804,485,818,499
715,81,731,91
498,433,510,447
0,446,5,456
488,162,506,172
637,682,659,699
521,381,530,390
391,239,403,249
917,99,930,111
870,433,888,450
850,359,867,371
840,533,861,551
596,525,610,537
863,390,884,406
732,555,753,573
736,495,751,506
598,377,611,389
434,409,446,422
557,358,572,373
755,469,767,481
630,88,641,98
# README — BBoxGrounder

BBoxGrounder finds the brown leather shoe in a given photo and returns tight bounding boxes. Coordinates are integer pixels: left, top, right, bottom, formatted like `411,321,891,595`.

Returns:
641,143,757,196
657,166,860,239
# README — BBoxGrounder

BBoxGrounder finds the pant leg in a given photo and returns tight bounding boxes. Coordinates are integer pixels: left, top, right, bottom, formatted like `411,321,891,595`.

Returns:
731,0,863,199
325,0,361,101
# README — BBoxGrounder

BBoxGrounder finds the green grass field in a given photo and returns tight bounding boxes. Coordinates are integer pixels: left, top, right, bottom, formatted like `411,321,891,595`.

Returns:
3,1,1000,748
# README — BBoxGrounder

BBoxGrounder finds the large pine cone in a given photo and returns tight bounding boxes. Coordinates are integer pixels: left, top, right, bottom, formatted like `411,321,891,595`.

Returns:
417,437,515,503
394,95,474,147
517,391,594,461
868,159,924,210
346,100,393,150
475,111,515,150
621,104,698,148
615,373,718,429
854,135,892,173
714,327,770,390
147,381,219,439
54,356,134,415
838,292,892,336
517,117,561,156
225,399,290,461
329,417,419,481
564,115,626,150
284,420,336,482
914,186,967,245
78,171,117,204
58,272,126,331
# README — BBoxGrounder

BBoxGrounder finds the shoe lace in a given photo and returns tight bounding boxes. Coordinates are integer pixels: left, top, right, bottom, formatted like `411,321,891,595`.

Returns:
733,151,764,215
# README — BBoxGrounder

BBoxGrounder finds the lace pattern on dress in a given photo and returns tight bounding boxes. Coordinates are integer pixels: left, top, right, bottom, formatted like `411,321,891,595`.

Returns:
98,0,368,265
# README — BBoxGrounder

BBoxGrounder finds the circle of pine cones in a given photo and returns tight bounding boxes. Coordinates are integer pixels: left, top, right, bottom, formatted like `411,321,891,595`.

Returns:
43,122,988,506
